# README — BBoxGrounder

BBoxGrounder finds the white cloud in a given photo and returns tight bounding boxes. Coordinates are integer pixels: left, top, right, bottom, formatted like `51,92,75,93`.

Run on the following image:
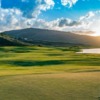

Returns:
23,10,100,35
0,8,30,32
32,0,55,18
78,11,100,35
79,11,95,21
0,0,100,36
61,0,78,8
0,8,83,33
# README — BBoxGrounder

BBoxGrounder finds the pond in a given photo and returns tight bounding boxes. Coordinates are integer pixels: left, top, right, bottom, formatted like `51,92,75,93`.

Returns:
77,48,100,54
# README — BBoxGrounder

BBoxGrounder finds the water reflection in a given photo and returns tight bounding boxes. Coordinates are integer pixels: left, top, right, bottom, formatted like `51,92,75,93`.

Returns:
78,48,100,54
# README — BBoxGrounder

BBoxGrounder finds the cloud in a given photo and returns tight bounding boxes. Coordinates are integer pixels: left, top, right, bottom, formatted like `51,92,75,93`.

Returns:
1,0,78,19
23,10,100,35
0,7,83,33
0,7,99,35
1,0,55,18
32,0,55,18
56,18,80,27
21,0,78,18
0,7,80,32
0,0,100,36
78,11,100,35
79,11,95,21
0,8,30,32
61,0,78,8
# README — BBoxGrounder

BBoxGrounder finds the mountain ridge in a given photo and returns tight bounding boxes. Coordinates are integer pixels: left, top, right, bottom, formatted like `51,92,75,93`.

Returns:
2,28,100,47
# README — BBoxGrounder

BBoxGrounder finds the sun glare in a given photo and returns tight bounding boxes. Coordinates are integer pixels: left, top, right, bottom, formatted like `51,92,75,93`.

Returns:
92,28,100,36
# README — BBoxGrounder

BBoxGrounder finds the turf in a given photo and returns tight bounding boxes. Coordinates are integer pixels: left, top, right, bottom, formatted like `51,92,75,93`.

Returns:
0,46,100,100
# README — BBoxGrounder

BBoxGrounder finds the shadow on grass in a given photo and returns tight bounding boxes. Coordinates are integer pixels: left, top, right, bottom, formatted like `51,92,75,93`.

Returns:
67,59,100,66
0,58,100,67
10,47,38,53
2,60,66,67
0,47,38,53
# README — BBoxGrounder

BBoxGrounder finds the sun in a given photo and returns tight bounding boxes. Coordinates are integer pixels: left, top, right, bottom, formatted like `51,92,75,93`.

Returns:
94,30,100,36
92,28,100,36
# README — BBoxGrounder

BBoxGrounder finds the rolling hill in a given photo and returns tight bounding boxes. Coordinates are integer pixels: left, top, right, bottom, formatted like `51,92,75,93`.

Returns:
0,33,31,46
2,28,100,47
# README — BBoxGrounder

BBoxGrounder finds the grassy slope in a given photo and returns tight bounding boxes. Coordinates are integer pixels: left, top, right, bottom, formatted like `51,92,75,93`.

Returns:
0,33,31,46
0,46,100,100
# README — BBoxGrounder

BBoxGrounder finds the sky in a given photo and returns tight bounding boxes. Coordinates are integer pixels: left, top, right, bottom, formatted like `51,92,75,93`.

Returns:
0,0,100,36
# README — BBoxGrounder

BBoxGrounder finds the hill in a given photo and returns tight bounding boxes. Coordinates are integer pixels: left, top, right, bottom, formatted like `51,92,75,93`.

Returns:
0,33,31,46
3,28,100,47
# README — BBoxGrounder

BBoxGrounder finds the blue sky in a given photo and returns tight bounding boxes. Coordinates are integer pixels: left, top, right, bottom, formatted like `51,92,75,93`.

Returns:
0,0,100,35
1,0,100,20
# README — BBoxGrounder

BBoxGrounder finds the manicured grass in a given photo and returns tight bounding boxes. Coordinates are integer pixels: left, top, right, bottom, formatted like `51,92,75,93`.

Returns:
0,73,100,100
0,46,100,100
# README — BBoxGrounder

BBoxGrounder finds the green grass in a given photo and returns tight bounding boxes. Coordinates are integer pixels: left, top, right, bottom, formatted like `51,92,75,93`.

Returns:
0,46,100,100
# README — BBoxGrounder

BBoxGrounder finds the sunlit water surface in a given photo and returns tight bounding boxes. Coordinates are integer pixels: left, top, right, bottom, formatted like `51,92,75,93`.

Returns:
77,48,100,54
